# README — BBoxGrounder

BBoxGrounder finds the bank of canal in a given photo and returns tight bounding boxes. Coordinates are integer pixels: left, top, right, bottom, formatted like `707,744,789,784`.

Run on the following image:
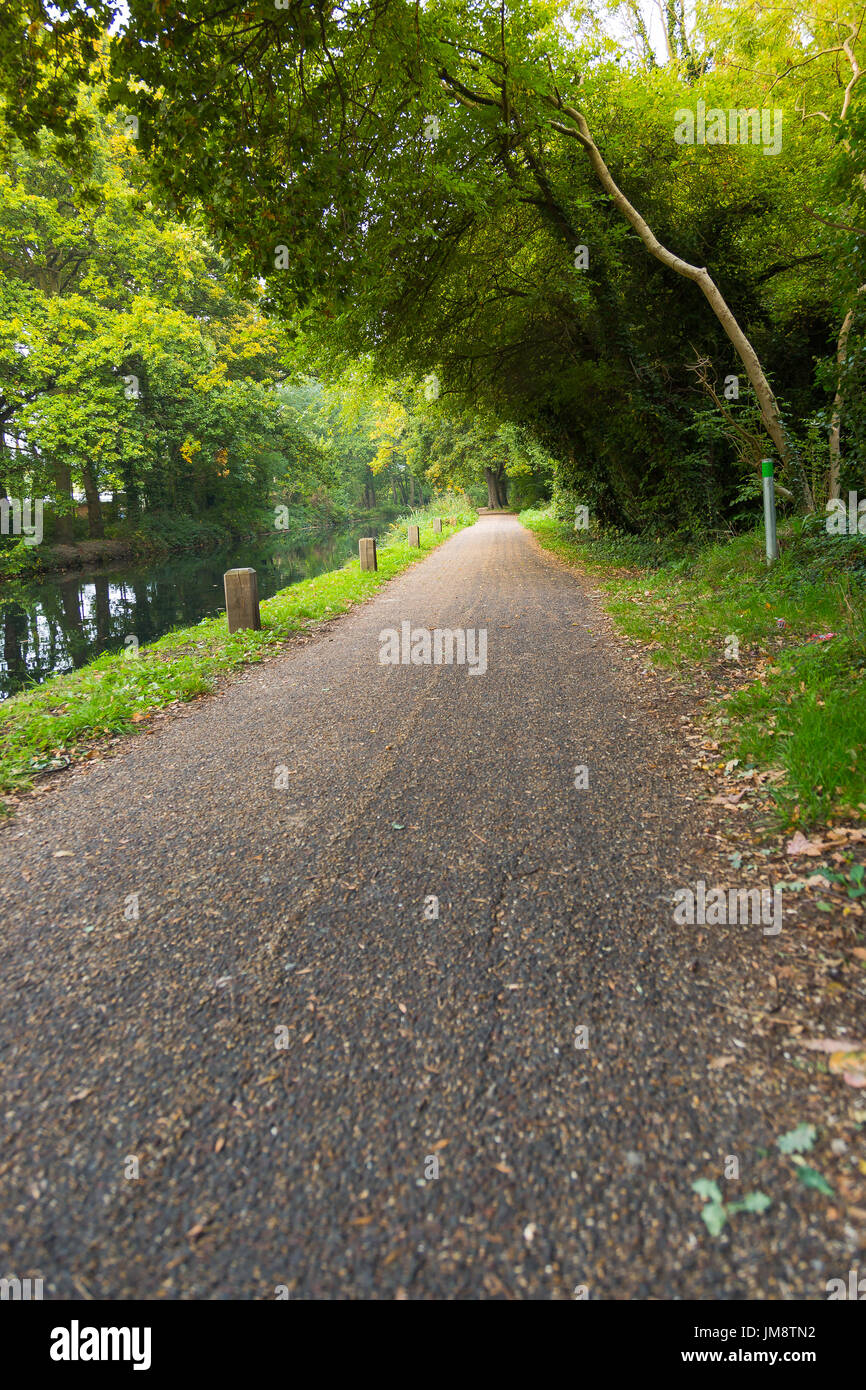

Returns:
0,522,382,699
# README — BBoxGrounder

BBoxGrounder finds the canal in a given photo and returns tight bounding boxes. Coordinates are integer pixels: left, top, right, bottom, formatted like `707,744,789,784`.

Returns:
0,522,381,699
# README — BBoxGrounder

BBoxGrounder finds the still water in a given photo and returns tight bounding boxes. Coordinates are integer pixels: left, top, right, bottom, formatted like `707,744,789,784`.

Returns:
0,524,379,699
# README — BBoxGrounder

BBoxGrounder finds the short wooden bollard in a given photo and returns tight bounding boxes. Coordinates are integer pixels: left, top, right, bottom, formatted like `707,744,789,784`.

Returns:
359,536,377,571
224,567,261,633
433,518,442,533
408,524,420,547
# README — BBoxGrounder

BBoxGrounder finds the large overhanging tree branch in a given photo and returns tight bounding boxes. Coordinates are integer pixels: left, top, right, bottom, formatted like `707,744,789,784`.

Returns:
720,10,866,498
543,98,814,510
438,53,811,508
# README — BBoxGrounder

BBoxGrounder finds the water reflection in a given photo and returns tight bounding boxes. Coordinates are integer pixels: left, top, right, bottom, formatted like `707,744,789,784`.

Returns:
0,525,379,698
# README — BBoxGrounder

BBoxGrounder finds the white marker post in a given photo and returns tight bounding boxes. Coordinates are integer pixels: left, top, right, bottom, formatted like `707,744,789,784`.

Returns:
761,459,779,567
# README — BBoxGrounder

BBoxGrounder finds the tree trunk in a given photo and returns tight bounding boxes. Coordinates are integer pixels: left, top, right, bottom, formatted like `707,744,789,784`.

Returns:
495,466,509,507
51,458,75,543
828,286,864,500
94,576,111,643
81,464,104,539
548,103,815,510
4,604,27,685
484,466,501,508
364,465,376,508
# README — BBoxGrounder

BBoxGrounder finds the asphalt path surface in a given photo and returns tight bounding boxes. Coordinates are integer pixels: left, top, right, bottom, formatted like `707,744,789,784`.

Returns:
0,515,849,1298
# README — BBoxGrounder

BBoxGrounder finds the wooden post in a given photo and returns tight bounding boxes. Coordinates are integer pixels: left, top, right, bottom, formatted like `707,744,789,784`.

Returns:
408,525,420,547
433,518,442,533
359,536,377,571
224,567,261,633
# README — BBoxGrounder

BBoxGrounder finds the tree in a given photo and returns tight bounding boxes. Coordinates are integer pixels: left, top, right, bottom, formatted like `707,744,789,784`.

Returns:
10,0,862,530
0,93,305,536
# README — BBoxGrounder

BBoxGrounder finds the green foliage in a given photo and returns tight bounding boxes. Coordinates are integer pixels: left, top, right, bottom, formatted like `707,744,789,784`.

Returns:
6,1,866,550
0,93,304,535
523,507,866,830
81,0,866,529
691,1179,772,1236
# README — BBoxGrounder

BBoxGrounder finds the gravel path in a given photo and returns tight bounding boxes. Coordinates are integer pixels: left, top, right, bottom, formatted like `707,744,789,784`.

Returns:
0,516,853,1299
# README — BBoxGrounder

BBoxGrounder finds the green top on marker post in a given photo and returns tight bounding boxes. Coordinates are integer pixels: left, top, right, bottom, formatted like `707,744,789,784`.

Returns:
761,458,774,477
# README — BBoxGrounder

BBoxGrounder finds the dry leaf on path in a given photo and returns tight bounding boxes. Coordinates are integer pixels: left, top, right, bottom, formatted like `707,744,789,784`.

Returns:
829,1050,866,1087
786,831,823,857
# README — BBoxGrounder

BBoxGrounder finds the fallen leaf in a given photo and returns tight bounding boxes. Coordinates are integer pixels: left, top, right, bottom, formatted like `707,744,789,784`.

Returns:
829,1050,866,1087
777,1123,816,1154
786,831,823,857
797,1166,835,1196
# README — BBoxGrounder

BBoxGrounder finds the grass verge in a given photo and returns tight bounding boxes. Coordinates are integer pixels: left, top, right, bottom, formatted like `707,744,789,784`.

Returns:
521,508,866,832
0,502,475,808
